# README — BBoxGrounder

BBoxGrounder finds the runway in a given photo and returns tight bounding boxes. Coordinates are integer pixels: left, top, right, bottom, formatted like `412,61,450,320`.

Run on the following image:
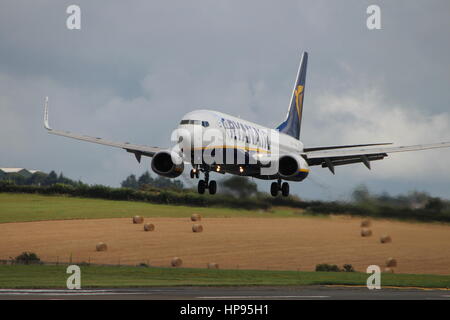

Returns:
0,286,449,300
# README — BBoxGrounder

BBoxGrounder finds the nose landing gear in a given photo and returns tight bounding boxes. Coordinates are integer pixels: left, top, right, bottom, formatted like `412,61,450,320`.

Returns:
190,167,200,179
270,179,290,197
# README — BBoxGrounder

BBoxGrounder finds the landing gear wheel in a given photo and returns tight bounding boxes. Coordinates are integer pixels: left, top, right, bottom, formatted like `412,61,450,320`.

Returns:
281,182,290,197
270,182,279,197
190,169,200,179
209,180,217,195
198,180,206,194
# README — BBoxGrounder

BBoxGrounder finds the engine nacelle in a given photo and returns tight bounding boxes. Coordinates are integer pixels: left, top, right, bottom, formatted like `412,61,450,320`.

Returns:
151,151,184,178
278,154,309,181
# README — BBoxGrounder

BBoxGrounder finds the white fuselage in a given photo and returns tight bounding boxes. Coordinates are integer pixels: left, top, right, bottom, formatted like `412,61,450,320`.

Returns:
177,109,309,180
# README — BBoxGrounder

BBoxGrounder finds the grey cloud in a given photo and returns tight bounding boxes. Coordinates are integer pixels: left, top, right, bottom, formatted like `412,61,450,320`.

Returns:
1,0,449,199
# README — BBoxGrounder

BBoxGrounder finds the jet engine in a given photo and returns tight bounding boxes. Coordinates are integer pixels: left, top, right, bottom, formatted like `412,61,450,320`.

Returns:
151,150,184,178
278,154,309,181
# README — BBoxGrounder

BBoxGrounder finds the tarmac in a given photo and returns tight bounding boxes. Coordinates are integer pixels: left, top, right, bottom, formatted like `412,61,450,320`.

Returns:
0,286,449,300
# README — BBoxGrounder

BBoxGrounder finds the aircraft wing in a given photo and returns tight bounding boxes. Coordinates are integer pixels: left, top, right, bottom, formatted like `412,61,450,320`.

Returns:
43,97,162,162
304,142,450,174
303,142,392,152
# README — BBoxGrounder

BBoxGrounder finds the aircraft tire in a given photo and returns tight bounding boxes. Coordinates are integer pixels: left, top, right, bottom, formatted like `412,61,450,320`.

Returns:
281,182,290,197
209,180,217,195
270,182,279,197
198,180,206,194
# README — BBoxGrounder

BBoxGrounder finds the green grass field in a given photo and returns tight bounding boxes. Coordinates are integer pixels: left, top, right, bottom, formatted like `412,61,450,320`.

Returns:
0,193,313,223
2,193,449,289
0,264,449,288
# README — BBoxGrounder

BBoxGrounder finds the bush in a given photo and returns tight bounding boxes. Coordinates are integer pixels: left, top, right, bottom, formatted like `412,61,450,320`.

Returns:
425,198,444,213
315,264,340,272
14,252,41,265
137,263,150,268
342,264,355,272
315,263,355,272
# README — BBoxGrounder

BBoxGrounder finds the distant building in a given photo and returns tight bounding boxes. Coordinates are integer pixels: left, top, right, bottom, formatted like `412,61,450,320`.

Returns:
0,168,41,180
409,200,427,210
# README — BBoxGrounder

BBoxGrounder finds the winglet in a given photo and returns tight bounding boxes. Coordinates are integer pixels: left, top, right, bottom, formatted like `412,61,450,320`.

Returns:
43,96,52,130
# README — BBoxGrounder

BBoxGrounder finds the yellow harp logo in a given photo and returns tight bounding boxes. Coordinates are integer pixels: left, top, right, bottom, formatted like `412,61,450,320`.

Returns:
294,85,304,121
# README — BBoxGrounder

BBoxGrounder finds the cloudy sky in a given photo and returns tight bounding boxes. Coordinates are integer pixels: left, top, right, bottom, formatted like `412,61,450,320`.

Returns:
1,0,449,200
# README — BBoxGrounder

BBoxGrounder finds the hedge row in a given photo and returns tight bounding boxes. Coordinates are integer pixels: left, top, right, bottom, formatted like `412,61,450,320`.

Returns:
0,182,269,210
305,201,450,223
1,181,449,222
263,195,450,222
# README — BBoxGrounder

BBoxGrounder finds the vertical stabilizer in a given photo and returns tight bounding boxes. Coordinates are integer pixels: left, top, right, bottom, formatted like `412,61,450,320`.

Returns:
276,51,308,139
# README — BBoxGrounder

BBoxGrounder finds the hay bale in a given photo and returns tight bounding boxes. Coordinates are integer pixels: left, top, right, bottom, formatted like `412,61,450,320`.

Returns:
192,224,203,233
383,267,395,273
191,214,202,222
96,242,107,252
380,235,392,243
171,257,183,267
144,223,155,232
361,228,372,237
132,216,144,224
361,219,371,227
386,257,397,267
207,262,219,269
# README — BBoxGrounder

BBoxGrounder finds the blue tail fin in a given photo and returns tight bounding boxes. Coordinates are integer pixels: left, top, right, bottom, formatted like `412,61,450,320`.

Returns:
276,51,308,140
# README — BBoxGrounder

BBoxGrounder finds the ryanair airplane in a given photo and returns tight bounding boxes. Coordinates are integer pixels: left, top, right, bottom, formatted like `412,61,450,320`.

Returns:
43,52,450,196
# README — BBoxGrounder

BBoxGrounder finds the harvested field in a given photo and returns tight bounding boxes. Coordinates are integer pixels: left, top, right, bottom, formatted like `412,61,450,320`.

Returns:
0,216,449,274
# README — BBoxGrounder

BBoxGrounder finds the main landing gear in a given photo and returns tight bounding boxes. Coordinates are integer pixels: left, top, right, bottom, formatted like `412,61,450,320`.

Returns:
191,168,217,195
270,179,289,197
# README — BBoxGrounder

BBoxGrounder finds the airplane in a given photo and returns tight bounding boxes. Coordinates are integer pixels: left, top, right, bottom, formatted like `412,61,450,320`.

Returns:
43,51,450,197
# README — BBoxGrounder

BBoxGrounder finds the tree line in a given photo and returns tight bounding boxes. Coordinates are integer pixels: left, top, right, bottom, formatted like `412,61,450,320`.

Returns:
1,170,450,223
0,171,82,187
121,171,184,190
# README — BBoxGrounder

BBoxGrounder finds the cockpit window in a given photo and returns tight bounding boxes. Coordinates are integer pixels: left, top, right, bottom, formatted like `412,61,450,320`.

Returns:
180,119,209,127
